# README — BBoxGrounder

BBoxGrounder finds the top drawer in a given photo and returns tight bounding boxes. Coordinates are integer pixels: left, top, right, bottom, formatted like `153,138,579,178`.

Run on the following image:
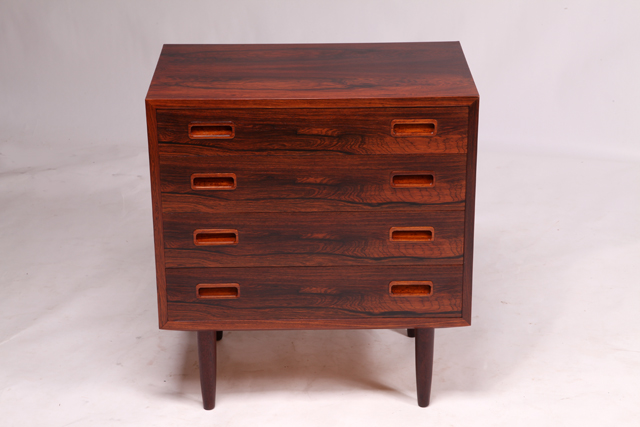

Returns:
156,108,468,156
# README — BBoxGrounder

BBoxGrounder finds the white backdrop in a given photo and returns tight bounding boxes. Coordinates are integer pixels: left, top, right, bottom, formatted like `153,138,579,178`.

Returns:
2,0,639,162
1,1,639,426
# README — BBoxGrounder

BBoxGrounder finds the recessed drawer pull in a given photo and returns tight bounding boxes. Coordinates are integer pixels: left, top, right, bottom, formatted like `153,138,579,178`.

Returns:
191,173,237,190
390,227,434,242
197,284,240,299
391,119,437,137
389,281,433,297
194,229,238,245
189,122,235,139
391,172,435,188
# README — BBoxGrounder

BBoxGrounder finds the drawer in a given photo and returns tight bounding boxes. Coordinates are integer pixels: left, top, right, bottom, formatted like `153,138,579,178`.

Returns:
165,265,463,322
163,211,464,268
156,107,468,156
159,154,466,213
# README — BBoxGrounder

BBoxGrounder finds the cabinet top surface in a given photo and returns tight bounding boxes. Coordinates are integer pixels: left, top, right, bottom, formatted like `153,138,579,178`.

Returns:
146,42,478,107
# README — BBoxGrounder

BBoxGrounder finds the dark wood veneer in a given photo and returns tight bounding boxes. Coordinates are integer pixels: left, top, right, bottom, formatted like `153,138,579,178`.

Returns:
166,265,462,322
146,42,478,409
163,211,464,268
147,42,478,106
162,317,469,331
160,154,466,213
462,100,479,325
146,103,168,327
197,331,216,410
157,108,467,155
416,328,435,407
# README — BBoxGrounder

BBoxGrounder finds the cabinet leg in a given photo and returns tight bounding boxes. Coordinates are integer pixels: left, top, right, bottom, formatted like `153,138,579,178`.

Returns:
216,331,223,341
197,331,217,410
407,328,415,338
415,328,435,407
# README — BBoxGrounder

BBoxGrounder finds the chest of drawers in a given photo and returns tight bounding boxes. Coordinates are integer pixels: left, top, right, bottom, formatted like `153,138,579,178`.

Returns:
146,42,479,409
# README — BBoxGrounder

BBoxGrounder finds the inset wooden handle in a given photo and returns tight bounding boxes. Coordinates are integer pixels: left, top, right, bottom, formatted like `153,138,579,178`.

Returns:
197,283,240,299
194,229,238,245
191,173,237,190
390,227,434,242
391,119,437,136
391,172,435,188
389,281,433,297
189,122,235,139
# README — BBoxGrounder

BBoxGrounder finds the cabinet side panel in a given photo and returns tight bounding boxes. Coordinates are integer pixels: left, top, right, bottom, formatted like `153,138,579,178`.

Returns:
462,99,479,324
147,101,168,327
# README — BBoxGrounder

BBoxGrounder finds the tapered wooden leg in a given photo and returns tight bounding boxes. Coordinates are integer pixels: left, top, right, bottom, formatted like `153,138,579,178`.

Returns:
216,331,223,341
407,328,415,338
197,331,217,410
415,328,435,407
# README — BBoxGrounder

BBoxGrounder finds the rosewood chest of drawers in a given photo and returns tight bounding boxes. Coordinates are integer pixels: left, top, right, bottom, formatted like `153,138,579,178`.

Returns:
145,42,479,409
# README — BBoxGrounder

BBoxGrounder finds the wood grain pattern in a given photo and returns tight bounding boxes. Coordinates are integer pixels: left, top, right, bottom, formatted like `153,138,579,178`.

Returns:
161,317,470,331
163,211,464,268
159,154,466,213
157,108,467,156
462,100,479,325
146,42,479,410
166,265,462,322
145,102,169,327
146,42,479,108
146,42,478,335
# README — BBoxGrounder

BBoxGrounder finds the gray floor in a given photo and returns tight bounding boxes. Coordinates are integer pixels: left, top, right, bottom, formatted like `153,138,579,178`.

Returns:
1,145,638,426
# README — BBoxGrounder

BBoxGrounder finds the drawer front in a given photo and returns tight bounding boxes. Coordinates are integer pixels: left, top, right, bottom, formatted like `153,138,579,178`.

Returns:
166,265,463,322
157,107,468,156
163,211,464,268
159,154,466,213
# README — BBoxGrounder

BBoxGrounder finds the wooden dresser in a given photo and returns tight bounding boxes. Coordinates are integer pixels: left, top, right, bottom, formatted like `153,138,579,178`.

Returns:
145,42,479,409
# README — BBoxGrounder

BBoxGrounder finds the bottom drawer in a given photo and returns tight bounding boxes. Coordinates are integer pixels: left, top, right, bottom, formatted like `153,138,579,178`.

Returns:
165,265,462,323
